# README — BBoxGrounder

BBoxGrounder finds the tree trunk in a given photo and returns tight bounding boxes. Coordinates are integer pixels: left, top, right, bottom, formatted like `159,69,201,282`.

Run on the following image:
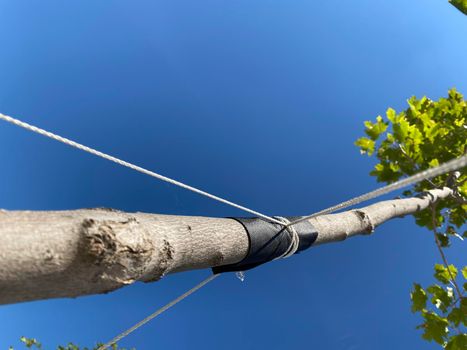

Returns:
0,187,452,305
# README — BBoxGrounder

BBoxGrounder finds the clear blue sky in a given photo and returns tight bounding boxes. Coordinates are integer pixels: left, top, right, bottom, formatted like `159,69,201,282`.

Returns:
0,1,466,349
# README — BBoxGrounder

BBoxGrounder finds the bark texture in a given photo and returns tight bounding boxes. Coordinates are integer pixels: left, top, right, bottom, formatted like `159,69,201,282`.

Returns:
0,187,452,305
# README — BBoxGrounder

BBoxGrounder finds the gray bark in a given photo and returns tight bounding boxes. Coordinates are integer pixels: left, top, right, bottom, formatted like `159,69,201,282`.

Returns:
0,187,452,305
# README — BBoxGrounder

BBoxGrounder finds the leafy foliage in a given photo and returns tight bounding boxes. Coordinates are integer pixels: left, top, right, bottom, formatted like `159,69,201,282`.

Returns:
356,89,466,348
355,88,467,236
9,337,133,350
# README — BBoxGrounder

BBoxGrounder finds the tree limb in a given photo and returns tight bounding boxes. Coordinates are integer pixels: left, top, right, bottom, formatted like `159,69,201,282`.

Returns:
0,187,453,305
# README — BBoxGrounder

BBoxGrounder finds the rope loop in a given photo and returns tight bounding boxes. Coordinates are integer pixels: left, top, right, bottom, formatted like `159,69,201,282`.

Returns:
274,216,300,259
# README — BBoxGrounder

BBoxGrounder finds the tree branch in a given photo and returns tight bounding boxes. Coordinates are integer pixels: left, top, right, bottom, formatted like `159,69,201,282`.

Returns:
0,187,453,305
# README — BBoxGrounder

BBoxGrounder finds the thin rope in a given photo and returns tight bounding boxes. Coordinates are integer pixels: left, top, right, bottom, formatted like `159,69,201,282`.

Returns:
3,112,465,229
287,154,467,227
97,274,220,350
0,113,283,225
274,216,300,259
2,112,466,349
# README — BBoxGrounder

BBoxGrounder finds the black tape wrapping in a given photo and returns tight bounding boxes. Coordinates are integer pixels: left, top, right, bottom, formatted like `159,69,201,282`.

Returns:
212,217,318,274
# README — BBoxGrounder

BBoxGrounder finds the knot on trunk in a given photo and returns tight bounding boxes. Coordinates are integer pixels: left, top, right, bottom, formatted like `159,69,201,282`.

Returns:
80,218,157,286
354,210,375,234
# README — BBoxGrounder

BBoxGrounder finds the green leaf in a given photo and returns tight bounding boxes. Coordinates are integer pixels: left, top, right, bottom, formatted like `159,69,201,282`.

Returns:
411,283,427,312
393,116,410,141
447,307,464,327
445,334,467,350
426,285,453,312
19,337,42,349
355,137,375,155
434,264,458,284
419,311,449,344
436,233,450,248
449,0,467,15
386,108,396,122
428,158,439,168
386,132,395,143
462,266,467,279
364,116,388,140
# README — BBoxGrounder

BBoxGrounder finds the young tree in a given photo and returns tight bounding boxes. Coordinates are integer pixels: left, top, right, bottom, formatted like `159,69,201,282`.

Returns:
6,91,465,350
3,93,465,348
355,88,466,349
4,2,465,348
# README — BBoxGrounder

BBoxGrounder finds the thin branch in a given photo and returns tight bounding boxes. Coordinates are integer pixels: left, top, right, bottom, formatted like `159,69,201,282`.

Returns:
430,204,464,299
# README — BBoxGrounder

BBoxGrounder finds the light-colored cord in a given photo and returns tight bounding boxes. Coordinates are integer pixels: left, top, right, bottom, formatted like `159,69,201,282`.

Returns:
287,154,467,227
0,113,283,225
96,274,220,350
2,112,464,228
2,112,466,349
273,216,300,259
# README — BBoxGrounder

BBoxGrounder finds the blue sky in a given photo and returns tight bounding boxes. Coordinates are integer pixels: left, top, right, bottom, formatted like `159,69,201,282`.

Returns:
0,1,466,349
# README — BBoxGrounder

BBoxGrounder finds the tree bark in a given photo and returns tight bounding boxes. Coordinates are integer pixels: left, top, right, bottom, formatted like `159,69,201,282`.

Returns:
0,187,452,305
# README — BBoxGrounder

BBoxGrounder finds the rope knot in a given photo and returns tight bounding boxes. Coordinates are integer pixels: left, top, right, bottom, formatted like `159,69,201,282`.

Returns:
274,216,300,259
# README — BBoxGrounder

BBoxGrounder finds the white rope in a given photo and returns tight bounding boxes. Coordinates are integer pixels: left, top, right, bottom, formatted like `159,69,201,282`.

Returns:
0,113,283,225
96,274,220,350
3,112,464,229
2,111,466,350
274,216,300,258
287,154,467,227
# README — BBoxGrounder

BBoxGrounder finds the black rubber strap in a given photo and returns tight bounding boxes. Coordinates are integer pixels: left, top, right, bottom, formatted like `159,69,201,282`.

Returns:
212,217,318,273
